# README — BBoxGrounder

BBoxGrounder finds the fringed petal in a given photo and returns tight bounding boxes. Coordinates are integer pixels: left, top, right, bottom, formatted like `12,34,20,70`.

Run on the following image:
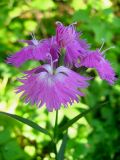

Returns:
17,65,90,111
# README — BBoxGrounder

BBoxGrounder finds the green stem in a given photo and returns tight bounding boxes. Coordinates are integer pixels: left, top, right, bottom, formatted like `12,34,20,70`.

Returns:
58,48,66,66
53,110,59,159
54,110,58,140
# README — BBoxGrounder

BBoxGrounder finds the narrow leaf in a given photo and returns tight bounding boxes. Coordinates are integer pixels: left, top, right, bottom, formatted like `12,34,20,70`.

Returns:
57,132,68,160
0,111,51,137
60,102,108,132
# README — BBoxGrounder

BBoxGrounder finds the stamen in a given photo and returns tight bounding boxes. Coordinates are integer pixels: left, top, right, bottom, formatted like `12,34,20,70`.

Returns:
99,39,105,51
56,21,63,26
99,39,115,55
71,22,77,26
102,46,115,54
47,54,54,71
69,22,77,31
31,33,36,40
47,54,58,73
53,59,58,64
31,33,38,45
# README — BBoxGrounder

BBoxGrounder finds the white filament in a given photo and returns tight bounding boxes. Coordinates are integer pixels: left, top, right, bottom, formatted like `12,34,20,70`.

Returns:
99,39,105,51
31,33,38,45
102,46,115,54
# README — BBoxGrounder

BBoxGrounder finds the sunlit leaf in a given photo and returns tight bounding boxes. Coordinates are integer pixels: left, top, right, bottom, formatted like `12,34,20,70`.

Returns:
0,112,51,137
59,102,108,132
57,132,68,160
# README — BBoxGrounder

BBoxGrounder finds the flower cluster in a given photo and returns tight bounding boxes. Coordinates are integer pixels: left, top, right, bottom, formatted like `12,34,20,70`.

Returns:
7,22,116,111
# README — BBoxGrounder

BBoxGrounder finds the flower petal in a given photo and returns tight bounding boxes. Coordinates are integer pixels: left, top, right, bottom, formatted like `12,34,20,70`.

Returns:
97,59,116,85
80,49,116,84
7,37,60,67
56,22,89,67
7,46,35,67
80,50,101,68
17,65,90,111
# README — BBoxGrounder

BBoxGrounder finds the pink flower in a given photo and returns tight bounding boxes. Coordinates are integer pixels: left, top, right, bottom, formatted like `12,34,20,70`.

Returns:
7,36,59,67
80,50,102,68
97,58,116,85
16,64,90,111
56,22,89,67
80,49,116,84
6,22,116,112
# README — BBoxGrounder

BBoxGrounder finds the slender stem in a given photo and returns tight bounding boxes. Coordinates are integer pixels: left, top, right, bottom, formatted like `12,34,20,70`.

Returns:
58,48,66,66
54,110,58,138
53,110,59,159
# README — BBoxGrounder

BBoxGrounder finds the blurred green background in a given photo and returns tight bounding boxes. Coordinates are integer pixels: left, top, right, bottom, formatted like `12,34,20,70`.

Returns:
0,0,120,159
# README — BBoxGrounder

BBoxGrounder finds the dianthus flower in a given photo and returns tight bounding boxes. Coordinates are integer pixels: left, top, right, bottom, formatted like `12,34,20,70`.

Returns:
7,35,59,67
7,22,116,111
16,62,90,111
56,22,89,67
80,46,116,84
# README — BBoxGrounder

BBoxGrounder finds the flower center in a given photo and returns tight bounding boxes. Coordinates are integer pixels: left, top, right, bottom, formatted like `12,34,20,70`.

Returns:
47,54,58,75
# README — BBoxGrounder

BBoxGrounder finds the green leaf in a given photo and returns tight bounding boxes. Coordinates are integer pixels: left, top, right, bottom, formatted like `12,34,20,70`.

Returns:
0,111,51,137
2,139,30,160
31,0,56,11
72,9,90,22
59,102,108,132
0,128,11,145
57,132,68,160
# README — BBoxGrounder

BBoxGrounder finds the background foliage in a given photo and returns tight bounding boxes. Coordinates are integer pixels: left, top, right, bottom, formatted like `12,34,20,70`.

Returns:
0,0,120,159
